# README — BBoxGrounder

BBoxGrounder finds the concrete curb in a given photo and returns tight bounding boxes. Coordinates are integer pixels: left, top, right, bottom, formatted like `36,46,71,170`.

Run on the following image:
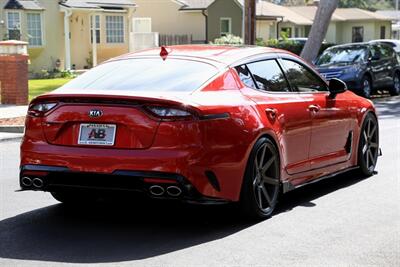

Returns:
0,125,24,133
0,136,22,142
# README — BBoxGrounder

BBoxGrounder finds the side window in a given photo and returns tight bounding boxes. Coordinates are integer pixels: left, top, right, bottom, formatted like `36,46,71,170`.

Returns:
370,45,381,60
246,60,290,92
235,65,257,89
380,45,393,58
281,59,328,92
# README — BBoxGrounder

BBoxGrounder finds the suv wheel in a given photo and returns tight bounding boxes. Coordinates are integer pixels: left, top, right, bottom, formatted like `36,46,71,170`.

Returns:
361,76,372,98
390,72,400,96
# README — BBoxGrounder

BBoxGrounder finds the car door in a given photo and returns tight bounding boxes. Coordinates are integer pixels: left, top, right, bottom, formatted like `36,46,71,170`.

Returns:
279,57,352,170
378,44,396,86
236,58,313,174
368,44,387,87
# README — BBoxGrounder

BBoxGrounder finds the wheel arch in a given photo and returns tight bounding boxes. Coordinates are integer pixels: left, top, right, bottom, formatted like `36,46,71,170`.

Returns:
238,130,283,198
354,110,378,166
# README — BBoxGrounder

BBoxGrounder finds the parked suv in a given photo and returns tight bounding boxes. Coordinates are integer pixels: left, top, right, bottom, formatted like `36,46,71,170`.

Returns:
315,43,400,98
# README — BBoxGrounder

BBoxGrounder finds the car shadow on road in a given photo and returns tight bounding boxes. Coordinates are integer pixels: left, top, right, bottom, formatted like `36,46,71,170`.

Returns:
0,170,368,264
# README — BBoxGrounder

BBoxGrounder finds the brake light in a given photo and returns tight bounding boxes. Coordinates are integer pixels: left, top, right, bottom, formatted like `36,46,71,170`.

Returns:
28,102,58,117
144,105,194,120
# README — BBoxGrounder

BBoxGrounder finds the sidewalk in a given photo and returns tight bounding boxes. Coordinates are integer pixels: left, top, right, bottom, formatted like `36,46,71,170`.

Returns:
0,105,28,119
0,105,27,139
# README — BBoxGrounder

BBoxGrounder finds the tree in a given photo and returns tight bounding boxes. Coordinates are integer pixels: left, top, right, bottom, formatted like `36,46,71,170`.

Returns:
300,0,339,62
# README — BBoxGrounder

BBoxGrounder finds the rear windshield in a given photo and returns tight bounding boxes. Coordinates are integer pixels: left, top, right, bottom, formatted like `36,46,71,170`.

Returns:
58,58,219,92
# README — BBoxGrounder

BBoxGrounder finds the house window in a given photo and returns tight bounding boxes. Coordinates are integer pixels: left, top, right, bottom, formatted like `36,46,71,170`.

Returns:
380,26,386,39
281,27,292,38
6,12,21,40
352,27,364,42
220,18,231,36
91,15,101,44
27,13,43,46
106,15,124,43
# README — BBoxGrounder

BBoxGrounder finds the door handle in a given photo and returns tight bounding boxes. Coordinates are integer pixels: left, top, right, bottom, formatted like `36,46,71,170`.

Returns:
308,104,321,113
265,108,277,119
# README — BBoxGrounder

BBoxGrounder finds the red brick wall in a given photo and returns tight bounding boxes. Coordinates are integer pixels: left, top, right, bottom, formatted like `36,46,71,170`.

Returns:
0,54,29,105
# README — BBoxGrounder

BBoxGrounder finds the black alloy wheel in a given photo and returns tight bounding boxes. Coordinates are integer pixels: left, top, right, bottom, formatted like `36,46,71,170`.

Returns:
240,137,280,219
358,113,379,176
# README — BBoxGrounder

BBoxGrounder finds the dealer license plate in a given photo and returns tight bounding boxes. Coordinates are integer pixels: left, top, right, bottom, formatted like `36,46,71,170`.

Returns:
78,123,116,146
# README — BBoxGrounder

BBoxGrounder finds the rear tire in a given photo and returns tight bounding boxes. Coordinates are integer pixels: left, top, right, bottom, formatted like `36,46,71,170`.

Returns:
357,113,379,176
390,72,400,96
239,137,280,219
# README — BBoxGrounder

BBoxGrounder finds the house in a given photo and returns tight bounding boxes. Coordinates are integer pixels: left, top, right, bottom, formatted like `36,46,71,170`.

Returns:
0,0,138,73
285,5,392,44
133,0,212,45
376,10,400,39
206,0,392,44
0,0,213,73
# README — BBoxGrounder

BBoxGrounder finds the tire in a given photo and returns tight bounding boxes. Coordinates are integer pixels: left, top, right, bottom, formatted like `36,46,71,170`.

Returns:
240,137,280,219
357,113,379,176
390,72,400,96
360,75,372,99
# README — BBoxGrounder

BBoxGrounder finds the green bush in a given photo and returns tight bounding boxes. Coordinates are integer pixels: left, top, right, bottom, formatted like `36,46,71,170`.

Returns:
33,69,76,79
259,38,335,57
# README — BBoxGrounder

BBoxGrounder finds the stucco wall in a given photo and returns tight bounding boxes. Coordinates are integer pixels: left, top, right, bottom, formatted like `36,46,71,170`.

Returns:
337,20,392,43
207,0,242,42
134,0,206,42
69,11,130,70
256,20,277,40
0,0,65,73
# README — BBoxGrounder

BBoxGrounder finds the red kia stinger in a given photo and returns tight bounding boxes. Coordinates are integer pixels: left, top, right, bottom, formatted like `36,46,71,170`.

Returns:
20,45,380,218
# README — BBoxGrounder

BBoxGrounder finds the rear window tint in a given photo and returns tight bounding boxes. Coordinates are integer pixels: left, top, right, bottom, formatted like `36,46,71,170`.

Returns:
58,58,219,92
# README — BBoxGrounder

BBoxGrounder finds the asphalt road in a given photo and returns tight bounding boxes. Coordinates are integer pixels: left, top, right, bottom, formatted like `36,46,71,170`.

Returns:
0,97,399,267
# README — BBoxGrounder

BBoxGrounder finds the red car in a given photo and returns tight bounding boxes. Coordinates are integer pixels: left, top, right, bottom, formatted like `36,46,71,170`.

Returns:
20,45,380,218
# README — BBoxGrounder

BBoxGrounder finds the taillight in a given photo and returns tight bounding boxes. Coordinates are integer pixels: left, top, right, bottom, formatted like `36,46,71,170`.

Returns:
28,102,58,117
144,105,195,121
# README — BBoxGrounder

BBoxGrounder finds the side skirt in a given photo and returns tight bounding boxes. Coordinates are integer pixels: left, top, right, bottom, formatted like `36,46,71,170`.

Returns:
282,166,360,194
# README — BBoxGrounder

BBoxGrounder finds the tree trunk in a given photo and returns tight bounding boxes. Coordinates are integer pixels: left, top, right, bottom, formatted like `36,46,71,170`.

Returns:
300,0,339,62
244,0,256,45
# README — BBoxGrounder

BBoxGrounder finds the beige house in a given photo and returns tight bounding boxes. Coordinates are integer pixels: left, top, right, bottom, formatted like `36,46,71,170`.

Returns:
134,0,211,44
0,0,138,73
256,1,392,44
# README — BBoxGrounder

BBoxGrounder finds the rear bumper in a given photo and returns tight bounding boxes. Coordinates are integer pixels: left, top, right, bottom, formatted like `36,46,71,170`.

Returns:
19,164,229,205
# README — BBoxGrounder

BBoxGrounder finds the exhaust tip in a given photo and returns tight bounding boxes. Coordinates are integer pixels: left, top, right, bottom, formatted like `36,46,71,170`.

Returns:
21,177,32,187
166,186,182,197
32,178,44,188
149,185,165,196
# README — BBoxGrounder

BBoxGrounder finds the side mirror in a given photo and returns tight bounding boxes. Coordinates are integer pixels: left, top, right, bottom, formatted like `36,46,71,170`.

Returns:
328,78,347,98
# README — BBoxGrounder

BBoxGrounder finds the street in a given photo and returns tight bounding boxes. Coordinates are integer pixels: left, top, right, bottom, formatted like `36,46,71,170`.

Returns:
0,97,399,267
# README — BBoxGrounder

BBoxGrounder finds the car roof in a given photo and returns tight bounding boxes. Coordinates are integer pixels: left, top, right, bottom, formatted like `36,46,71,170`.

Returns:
325,43,370,51
112,45,285,66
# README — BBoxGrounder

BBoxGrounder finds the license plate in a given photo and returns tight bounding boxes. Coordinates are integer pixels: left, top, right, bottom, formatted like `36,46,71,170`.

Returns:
78,123,116,146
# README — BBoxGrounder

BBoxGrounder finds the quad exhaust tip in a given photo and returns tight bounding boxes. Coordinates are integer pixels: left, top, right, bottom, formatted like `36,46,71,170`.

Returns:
32,178,44,188
166,186,182,197
21,177,33,187
149,185,165,196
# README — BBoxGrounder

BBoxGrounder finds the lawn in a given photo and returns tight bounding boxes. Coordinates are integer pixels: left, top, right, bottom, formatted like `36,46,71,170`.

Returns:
29,78,73,100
